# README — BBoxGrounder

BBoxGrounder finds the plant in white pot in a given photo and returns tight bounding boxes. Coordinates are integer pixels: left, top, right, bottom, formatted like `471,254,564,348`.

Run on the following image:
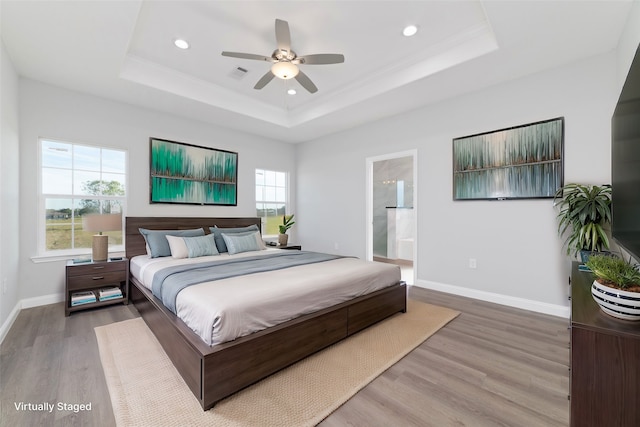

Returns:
278,214,295,246
584,254,640,321
553,183,612,260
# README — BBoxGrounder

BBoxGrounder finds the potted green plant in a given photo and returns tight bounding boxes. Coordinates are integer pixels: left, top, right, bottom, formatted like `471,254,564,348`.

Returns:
278,214,295,246
584,254,640,321
553,183,612,260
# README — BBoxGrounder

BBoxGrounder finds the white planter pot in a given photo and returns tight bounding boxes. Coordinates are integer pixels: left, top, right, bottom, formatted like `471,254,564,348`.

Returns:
591,280,640,321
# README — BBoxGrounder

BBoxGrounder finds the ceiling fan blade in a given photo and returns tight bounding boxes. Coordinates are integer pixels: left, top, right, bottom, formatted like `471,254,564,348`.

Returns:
295,54,345,65
295,70,318,93
275,19,291,52
221,51,272,62
254,71,275,90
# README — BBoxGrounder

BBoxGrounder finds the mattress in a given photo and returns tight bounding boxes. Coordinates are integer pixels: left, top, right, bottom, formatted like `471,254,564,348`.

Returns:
130,249,401,346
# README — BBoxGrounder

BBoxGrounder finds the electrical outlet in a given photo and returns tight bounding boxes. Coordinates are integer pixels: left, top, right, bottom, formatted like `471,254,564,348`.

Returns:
2,278,7,294
334,242,339,250
469,258,477,269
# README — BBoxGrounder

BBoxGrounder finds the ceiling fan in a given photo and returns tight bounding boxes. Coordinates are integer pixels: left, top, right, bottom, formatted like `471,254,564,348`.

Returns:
221,19,344,94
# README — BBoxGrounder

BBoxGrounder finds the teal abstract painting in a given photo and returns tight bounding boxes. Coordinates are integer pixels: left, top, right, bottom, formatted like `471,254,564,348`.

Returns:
150,138,238,205
453,117,564,200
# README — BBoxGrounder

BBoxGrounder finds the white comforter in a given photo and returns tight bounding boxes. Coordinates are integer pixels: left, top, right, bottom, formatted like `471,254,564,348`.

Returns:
130,249,401,346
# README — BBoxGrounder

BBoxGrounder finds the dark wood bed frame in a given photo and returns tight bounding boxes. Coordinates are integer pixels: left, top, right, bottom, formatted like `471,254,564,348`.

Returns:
125,216,407,410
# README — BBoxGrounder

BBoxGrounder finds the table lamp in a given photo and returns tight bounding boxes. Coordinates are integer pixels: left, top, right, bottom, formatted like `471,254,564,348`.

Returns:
82,213,122,262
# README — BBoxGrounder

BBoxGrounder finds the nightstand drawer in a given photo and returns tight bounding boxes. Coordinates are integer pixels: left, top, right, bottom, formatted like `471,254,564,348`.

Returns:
66,261,126,277
67,271,126,291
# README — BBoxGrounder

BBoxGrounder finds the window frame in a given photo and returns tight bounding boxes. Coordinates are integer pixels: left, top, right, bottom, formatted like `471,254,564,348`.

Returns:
38,138,128,258
255,168,290,237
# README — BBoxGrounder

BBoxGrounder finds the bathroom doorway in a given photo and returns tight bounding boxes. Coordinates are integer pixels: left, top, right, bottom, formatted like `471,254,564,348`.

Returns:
366,150,416,285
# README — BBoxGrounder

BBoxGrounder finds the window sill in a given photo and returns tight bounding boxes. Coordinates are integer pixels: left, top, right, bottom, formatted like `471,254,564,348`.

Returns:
31,251,125,264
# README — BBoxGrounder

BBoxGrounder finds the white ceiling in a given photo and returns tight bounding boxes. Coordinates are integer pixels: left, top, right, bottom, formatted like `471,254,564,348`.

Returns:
1,1,633,143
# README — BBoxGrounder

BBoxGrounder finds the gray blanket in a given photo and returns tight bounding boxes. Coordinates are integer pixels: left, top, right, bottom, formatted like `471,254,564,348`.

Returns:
152,251,342,314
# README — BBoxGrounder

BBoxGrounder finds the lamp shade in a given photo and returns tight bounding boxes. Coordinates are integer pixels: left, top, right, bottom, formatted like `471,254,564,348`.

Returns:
82,213,122,233
271,61,299,80
82,213,122,262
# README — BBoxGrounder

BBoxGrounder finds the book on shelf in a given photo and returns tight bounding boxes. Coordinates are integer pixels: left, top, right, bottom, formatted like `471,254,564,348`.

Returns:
98,287,122,301
99,287,122,297
71,291,96,306
99,294,122,301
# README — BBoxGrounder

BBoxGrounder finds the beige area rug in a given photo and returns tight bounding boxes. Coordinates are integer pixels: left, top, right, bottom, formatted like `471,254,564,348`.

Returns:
95,300,459,427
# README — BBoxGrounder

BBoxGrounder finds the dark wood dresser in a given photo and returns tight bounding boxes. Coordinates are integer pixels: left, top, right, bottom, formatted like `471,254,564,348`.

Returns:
570,262,640,426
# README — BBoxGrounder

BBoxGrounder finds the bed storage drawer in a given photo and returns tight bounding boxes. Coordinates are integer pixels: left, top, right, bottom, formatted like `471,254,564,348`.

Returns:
202,307,348,408
347,284,407,335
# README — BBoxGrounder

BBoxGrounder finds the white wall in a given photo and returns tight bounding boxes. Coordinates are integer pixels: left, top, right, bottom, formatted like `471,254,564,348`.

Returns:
0,41,20,332
296,52,619,316
17,79,295,302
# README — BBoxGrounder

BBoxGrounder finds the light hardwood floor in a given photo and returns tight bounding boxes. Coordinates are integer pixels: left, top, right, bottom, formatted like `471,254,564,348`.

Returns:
0,287,569,426
320,287,570,427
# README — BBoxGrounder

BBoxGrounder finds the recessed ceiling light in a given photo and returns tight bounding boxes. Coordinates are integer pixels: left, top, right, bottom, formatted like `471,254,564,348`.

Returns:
287,89,297,95
174,39,190,49
403,25,418,37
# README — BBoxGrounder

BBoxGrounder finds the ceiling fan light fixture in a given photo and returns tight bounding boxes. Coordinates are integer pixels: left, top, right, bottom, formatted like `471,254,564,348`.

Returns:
403,25,418,37
271,61,299,80
287,89,297,95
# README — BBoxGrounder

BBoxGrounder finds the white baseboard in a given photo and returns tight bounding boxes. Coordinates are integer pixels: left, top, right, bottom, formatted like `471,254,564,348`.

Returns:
20,292,64,309
414,279,570,319
0,293,64,345
0,302,22,345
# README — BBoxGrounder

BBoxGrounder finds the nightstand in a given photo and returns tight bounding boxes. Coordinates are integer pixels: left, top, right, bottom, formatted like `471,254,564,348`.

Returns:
65,258,129,316
278,244,301,250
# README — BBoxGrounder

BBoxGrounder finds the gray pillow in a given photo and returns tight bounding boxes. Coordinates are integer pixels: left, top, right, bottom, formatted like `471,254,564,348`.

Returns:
209,225,259,253
139,228,205,258
221,231,264,255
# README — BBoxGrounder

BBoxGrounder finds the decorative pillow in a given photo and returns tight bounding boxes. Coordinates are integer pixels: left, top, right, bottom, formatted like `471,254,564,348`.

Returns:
139,228,205,258
165,235,189,259
209,225,259,253
221,231,264,255
183,234,219,258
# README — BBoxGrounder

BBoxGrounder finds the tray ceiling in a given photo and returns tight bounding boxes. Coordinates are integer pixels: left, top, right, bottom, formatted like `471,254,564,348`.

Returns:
1,1,633,142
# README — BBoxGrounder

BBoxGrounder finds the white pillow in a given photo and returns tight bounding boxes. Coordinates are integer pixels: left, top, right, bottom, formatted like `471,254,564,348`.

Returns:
165,235,189,259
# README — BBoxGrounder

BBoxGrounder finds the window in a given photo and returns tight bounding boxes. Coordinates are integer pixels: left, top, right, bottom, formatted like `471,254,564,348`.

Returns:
40,139,127,256
255,169,289,236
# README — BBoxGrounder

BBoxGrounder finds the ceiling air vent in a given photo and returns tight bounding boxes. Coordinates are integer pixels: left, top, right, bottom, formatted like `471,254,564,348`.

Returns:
229,66,249,80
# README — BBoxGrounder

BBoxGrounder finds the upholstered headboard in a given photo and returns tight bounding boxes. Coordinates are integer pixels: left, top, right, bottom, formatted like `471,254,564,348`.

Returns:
125,217,262,259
